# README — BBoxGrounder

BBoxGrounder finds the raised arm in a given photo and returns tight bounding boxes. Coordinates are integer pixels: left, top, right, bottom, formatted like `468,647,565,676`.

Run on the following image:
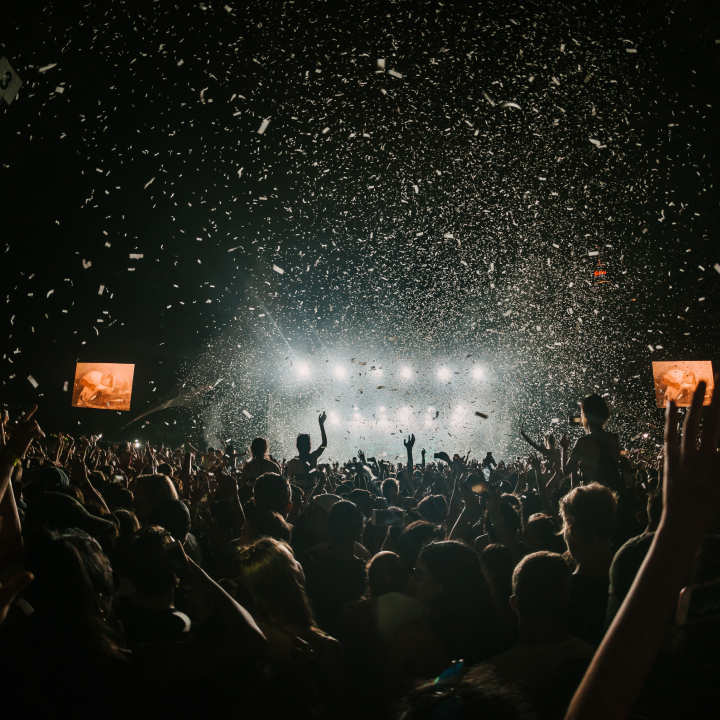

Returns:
403,434,415,491
519,421,547,455
565,380,720,720
318,411,328,449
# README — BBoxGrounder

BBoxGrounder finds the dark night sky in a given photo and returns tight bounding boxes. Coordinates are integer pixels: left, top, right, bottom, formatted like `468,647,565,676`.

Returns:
1,0,719,453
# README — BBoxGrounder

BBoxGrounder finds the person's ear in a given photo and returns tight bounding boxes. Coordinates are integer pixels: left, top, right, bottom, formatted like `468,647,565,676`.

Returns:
509,594,519,612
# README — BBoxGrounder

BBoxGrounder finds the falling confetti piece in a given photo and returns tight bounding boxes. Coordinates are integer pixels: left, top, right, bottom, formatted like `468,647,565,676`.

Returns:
28,375,38,388
257,118,270,134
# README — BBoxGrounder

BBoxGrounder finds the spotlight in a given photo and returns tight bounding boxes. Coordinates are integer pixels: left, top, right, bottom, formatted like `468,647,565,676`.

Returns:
473,367,484,379
329,412,340,425
334,366,346,378
298,364,310,376
401,367,413,379
437,367,451,381
398,406,411,421
379,406,386,412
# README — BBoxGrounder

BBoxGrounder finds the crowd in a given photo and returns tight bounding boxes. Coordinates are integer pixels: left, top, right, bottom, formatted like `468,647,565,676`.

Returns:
1,386,719,720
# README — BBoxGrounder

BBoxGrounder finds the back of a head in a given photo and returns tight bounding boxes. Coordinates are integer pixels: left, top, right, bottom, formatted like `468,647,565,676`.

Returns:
367,551,406,597
560,483,617,543
382,478,399,500
418,495,448,525
121,526,176,598
328,500,363,544
148,499,192,543
525,514,567,554
232,537,313,628
480,543,516,606
251,436,269,460
581,393,611,430
395,664,532,720
244,503,292,544
156,462,174,477
396,520,443,573
253,473,291,515
296,433,311,454
512,551,571,620
134,474,178,525
24,529,121,658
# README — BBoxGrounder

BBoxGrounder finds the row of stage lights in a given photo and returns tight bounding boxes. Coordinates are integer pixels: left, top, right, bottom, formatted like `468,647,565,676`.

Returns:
296,364,485,381
325,403,474,426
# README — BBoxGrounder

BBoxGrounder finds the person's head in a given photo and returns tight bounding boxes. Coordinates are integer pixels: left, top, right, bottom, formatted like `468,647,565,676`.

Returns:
395,520,444,574
241,503,292,545
416,541,497,662
511,551,571,621
328,500,363,546
231,538,314,628
382,478,400,503
24,529,124,660
250,436,269,460
417,495,448,525
156,462,174,477
133,474,178,526
581,393,611,432
148,499,192,544
560,483,617,560
121,526,177,600
480,543,516,610
113,509,140,553
348,488,373,518
253,473,292,518
296,433,312,455
367,551,406,597
394,664,532,720
485,497,523,544
523,514,567,554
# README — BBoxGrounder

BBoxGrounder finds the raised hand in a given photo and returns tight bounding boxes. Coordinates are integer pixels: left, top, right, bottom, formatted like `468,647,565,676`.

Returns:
4,405,45,461
404,434,416,450
662,380,720,538
318,411,327,426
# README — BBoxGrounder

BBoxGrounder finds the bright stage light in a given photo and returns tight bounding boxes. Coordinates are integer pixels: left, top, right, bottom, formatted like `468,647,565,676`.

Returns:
397,406,411,421
401,367,413,379
473,367,484,379
437,367,451,381
379,406,386,412
334,366,346,378
298,363,310,376
329,411,340,425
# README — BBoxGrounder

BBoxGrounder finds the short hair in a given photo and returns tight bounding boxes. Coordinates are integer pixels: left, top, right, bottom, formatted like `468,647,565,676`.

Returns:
418,495,448,525
328,500,363,543
382,478,400,499
296,433,311,452
560,483,617,543
395,520,444,572
156,462,174,477
135,474,178,505
250,437,269,460
581,393,611,430
253,473,291,515
243,503,292,544
512,551,571,619
367,551,406,597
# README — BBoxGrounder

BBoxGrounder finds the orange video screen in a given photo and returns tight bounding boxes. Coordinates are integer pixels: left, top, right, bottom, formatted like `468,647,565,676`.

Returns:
71,363,135,411
652,361,714,408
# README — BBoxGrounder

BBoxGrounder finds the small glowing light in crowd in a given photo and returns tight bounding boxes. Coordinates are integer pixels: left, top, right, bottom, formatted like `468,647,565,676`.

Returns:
298,363,310,376
437,367,451,381
401,367,413,379
643,433,649,439
473,367,484,379
134,440,140,447
334,366,346,378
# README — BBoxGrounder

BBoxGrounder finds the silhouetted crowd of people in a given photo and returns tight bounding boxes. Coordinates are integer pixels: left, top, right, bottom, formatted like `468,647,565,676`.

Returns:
2,386,720,720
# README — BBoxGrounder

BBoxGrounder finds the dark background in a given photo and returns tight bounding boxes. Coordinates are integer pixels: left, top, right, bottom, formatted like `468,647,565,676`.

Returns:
1,0,719,455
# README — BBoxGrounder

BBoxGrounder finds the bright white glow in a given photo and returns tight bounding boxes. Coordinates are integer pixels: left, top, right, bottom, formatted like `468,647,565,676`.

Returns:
329,412,340,425
373,368,383,377
401,367,413,379
453,405,466,418
473,367,484,379
298,363,310,376
427,406,435,414
397,406,411,421
425,417,433,426
437,367,452,381
379,406,386,412
334,366,346,378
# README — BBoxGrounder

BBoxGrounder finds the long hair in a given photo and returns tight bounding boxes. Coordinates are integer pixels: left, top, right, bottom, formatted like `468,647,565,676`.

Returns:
24,529,126,661
420,541,499,663
231,538,316,629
